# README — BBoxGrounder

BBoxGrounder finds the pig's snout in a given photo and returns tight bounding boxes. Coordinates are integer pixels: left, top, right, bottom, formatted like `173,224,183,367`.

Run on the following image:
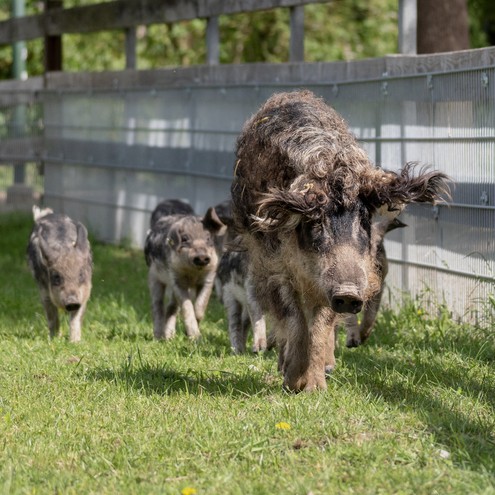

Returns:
193,254,211,267
64,296,81,312
331,293,363,314
327,255,366,314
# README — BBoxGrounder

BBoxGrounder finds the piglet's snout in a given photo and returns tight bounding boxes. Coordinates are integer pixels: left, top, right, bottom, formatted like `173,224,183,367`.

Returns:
193,255,211,267
64,295,81,312
192,252,211,267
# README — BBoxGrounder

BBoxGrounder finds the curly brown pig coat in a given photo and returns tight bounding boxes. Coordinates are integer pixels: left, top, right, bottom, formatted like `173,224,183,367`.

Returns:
231,90,450,392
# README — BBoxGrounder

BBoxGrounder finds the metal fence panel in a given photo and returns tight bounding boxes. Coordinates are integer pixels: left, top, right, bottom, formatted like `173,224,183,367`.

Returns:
1,54,494,319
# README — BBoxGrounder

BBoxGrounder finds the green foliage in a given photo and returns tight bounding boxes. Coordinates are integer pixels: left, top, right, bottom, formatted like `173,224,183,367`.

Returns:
137,20,207,69
469,0,495,47
0,211,494,494
220,10,291,64
0,0,494,78
305,0,399,61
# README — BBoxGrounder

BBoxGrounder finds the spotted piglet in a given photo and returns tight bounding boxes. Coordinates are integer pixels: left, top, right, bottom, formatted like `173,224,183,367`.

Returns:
144,199,225,340
27,206,93,342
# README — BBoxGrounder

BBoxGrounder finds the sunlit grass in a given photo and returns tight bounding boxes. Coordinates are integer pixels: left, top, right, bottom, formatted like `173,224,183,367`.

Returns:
0,212,494,494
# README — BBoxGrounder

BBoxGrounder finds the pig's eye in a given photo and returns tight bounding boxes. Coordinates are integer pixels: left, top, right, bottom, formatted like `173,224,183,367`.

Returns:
79,270,86,284
51,273,63,286
296,220,326,252
180,235,191,245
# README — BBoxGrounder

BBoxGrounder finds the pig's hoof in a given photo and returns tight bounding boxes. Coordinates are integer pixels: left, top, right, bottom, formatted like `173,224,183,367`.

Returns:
324,365,334,377
252,339,267,353
284,373,327,392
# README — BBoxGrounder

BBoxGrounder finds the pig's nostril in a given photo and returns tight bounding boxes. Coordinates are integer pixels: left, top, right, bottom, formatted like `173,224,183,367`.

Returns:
65,303,81,312
193,256,210,267
331,295,363,314
351,300,363,312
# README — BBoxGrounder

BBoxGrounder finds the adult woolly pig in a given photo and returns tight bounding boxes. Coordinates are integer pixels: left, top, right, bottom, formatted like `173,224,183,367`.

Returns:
231,90,450,392
27,206,93,342
145,200,225,340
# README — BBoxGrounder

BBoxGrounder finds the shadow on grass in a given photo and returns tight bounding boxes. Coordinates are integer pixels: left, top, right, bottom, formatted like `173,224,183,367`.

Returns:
340,322,495,471
87,361,278,398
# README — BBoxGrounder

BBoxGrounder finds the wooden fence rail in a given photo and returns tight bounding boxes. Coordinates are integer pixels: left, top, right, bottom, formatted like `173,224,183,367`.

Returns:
0,0,331,69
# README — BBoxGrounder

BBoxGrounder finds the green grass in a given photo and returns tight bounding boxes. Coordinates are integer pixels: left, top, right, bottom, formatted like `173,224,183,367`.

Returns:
0,212,494,495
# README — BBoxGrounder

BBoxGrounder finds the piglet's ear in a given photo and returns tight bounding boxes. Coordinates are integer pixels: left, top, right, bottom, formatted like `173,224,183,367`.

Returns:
202,207,227,236
366,162,451,210
75,222,90,252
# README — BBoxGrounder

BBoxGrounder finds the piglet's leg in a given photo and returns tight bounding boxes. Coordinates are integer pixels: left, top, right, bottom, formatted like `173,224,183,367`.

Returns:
194,271,216,322
148,274,166,340
174,287,200,339
223,291,245,353
41,291,59,339
68,301,86,342
163,292,179,340
246,282,267,353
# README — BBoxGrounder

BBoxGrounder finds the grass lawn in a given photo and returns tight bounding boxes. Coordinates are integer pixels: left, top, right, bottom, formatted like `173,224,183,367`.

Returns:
0,211,494,495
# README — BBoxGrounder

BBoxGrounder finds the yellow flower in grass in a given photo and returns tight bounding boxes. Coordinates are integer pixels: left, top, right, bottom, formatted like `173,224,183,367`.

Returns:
275,421,291,430
181,487,197,495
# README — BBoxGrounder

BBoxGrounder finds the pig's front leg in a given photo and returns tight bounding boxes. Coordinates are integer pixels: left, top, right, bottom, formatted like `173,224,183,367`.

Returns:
359,285,384,344
41,290,59,338
194,271,216,322
148,273,166,340
174,287,200,339
345,313,361,348
68,301,87,342
163,290,179,340
246,279,267,353
345,283,383,348
283,306,336,392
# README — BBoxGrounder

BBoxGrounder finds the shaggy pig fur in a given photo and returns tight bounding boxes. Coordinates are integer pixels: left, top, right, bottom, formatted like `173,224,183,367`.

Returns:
231,90,450,392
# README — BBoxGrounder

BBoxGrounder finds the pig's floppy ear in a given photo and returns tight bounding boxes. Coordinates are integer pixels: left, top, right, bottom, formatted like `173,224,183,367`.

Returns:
202,207,227,235
253,183,329,231
31,228,50,265
165,224,181,250
364,162,451,210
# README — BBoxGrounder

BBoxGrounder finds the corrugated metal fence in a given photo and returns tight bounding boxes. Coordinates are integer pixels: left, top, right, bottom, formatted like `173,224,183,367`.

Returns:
1,48,494,320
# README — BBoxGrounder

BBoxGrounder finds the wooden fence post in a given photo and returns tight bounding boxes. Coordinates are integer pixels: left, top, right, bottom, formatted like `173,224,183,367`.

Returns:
206,16,219,65
45,0,63,72
290,5,304,62
125,27,137,69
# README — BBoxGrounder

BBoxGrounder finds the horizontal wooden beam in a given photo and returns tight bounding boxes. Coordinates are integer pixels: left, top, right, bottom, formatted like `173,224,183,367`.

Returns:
0,0,330,45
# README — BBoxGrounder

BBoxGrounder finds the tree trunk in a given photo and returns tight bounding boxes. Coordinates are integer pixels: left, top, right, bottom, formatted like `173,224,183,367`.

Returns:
417,0,469,54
